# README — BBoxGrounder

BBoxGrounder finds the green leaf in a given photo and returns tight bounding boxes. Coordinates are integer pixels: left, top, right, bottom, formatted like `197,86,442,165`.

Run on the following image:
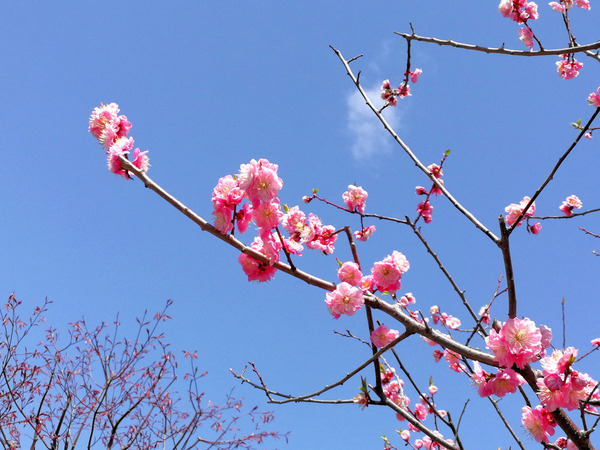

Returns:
282,204,289,213
444,148,451,157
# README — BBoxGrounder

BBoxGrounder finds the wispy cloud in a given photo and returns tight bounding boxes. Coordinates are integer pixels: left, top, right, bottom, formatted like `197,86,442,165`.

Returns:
346,84,403,161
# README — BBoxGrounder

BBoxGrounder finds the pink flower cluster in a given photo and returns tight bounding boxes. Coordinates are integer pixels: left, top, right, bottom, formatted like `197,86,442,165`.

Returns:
89,103,149,178
505,196,539,233
556,54,583,80
559,195,582,216
521,405,556,443
499,0,540,23
370,324,400,347
381,70,422,106
282,206,338,255
415,163,444,223
549,0,590,13
370,251,410,294
588,85,600,107
486,317,551,369
213,159,341,282
472,361,525,398
429,306,461,330
537,347,599,411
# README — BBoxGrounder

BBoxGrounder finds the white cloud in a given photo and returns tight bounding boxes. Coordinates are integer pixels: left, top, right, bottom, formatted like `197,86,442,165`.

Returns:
346,84,403,161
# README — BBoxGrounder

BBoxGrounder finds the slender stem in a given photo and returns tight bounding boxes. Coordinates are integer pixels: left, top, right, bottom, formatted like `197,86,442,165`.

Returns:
498,217,517,319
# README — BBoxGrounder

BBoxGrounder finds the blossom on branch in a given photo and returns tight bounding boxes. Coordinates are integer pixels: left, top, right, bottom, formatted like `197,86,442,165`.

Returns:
504,196,536,227
342,184,368,213
370,324,400,347
559,195,582,216
324,282,364,318
588,86,600,107
556,54,583,80
521,405,556,442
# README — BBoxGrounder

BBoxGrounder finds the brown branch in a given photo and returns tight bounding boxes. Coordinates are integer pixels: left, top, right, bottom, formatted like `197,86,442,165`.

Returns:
395,31,600,57
498,217,517,319
330,45,500,244
533,207,600,220
506,107,600,236
118,155,336,293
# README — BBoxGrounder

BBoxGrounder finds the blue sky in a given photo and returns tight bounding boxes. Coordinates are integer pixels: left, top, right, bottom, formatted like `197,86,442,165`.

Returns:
1,2,599,448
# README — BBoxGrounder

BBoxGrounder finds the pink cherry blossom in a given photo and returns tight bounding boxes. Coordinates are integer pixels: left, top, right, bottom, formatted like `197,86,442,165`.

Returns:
235,203,253,233
559,195,582,216
252,199,283,232
519,27,535,49
89,103,132,150
400,430,410,441
429,385,438,395
417,201,434,223
238,237,278,283
342,185,368,213
337,261,363,285
238,159,283,204
444,349,464,373
588,86,600,107
212,175,245,210
592,337,600,346
212,208,234,235
530,221,542,234
415,186,428,195
576,0,590,9
132,149,150,173
478,305,491,325
522,405,556,442
370,324,400,347
505,196,536,227
106,137,135,179
410,68,422,83
353,392,369,410
324,282,364,319
486,317,542,368
499,0,540,23
354,225,376,241
556,54,583,80
549,1,566,12
399,292,416,307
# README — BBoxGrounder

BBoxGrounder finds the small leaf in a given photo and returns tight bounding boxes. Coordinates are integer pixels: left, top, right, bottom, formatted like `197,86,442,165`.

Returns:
444,148,451,156
313,188,319,195
282,204,289,213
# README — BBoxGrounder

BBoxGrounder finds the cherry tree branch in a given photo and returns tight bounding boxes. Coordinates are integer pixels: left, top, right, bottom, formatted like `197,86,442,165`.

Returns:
506,107,600,237
394,31,600,57
329,46,500,245
533,207,600,220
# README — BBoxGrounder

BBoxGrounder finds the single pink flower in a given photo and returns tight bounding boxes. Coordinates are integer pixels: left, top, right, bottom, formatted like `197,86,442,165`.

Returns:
354,225,376,242
337,261,363,285
370,324,400,348
325,282,364,319
559,195,582,216
132,148,150,173
410,68,422,83
106,137,135,178
576,0,590,9
549,1,566,12
519,27,534,50
592,337,600,346
530,221,542,234
588,87,600,107
505,196,536,227
342,185,368,213
522,405,556,442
